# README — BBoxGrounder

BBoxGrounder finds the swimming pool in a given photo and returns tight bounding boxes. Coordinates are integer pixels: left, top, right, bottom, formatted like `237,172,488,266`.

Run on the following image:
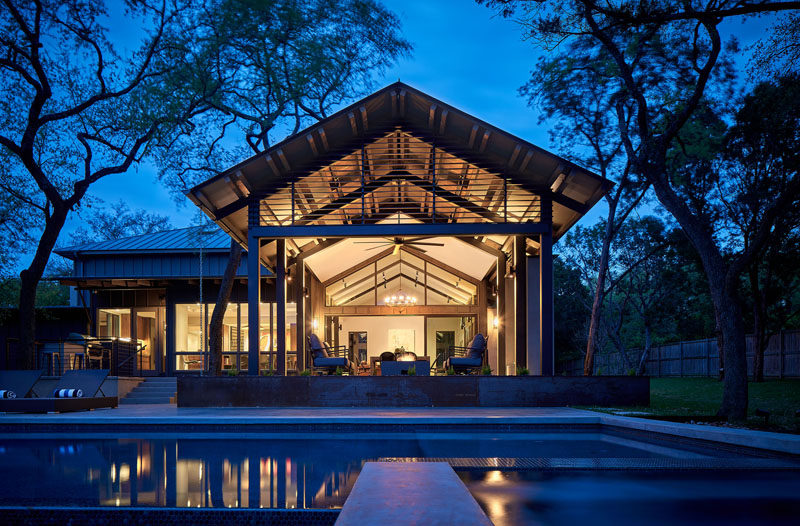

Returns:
0,428,796,513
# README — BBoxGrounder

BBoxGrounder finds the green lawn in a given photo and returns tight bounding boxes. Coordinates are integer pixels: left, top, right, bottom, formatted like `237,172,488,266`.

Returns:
594,378,800,432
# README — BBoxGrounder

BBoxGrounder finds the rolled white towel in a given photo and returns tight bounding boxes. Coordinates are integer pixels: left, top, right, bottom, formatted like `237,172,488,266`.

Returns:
0,390,16,399
52,388,83,398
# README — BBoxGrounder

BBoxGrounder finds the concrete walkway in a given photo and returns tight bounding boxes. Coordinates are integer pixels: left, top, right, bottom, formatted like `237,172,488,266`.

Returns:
2,405,799,455
335,462,492,526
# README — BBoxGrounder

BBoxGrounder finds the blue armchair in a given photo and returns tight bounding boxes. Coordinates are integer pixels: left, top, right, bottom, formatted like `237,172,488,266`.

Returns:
307,334,355,375
444,333,488,374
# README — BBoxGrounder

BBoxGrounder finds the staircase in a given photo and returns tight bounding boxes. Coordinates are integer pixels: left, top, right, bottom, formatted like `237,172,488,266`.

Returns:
121,377,177,405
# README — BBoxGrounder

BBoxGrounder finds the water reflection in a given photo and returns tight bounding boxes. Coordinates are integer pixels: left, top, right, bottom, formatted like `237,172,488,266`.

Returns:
0,437,384,509
0,431,758,509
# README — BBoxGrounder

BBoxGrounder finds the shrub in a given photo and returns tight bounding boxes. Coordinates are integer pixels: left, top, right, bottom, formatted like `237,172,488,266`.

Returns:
300,369,311,376
334,366,344,376
446,366,455,376
261,368,275,376
407,365,416,376
481,365,493,375
226,368,238,377
627,368,637,376
516,366,529,376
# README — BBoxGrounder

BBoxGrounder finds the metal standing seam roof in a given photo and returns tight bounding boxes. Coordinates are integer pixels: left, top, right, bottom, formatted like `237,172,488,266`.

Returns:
54,225,233,258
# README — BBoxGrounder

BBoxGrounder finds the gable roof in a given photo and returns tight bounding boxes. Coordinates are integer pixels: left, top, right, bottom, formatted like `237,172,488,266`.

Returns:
55,225,231,259
187,81,612,248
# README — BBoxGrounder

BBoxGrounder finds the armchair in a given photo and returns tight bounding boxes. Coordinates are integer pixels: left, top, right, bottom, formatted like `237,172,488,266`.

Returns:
307,334,355,375
444,333,488,374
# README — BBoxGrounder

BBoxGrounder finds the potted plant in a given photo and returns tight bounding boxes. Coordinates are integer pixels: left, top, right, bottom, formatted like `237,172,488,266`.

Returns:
446,366,455,376
516,366,529,376
300,369,312,376
407,365,416,376
481,365,492,376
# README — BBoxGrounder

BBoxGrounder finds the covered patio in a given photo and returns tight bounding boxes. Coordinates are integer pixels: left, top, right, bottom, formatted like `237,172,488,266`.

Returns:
188,82,611,377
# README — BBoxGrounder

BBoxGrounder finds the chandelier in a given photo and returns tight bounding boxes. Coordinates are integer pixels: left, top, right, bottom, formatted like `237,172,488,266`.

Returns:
384,291,417,307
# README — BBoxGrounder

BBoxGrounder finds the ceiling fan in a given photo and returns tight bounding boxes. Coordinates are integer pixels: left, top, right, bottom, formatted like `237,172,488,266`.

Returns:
354,237,444,255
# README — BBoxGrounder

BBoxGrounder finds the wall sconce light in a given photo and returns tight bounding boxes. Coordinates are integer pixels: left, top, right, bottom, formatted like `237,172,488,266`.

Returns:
303,287,309,298
286,269,292,282
312,319,319,330
493,316,499,329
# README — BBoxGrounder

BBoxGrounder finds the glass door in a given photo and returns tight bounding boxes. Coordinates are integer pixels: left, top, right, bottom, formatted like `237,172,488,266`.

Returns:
134,308,164,375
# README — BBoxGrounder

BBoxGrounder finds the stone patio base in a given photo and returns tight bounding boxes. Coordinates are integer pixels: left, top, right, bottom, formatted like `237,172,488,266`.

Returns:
177,375,649,407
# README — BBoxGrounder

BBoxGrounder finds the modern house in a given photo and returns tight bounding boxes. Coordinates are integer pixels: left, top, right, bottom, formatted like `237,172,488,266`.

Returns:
57,82,611,377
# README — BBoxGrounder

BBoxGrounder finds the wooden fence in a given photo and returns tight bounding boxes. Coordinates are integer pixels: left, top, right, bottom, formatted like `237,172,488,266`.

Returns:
559,329,800,378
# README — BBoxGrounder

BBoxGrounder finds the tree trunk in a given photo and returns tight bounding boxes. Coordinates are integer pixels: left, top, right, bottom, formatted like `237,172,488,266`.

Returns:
208,240,244,375
637,323,652,376
749,265,767,382
17,206,71,369
584,201,617,375
646,173,748,421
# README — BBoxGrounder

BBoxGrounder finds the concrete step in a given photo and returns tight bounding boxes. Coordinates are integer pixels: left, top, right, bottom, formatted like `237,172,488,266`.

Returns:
120,397,174,404
126,393,175,400
129,386,176,394
121,378,177,405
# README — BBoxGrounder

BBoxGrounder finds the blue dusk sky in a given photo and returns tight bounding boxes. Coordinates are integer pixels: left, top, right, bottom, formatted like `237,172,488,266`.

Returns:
55,1,776,255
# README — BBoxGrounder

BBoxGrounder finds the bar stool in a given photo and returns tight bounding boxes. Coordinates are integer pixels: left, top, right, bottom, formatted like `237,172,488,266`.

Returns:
72,350,86,370
41,349,62,376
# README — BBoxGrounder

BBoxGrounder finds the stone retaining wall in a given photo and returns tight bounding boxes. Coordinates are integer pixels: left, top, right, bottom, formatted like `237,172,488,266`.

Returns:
178,376,649,407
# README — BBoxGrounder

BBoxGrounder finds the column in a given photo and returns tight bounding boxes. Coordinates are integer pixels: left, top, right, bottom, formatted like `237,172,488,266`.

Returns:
495,255,506,375
539,198,554,376
514,235,528,370
294,258,306,372
247,234,261,376
276,239,286,375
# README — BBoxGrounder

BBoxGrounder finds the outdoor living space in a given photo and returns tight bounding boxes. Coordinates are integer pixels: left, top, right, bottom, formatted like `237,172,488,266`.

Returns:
188,84,611,385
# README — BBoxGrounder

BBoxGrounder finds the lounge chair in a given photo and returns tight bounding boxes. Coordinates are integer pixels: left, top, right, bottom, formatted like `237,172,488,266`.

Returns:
0,369,118,413
444,334,488,374
0,370,44,399
308,334,355,375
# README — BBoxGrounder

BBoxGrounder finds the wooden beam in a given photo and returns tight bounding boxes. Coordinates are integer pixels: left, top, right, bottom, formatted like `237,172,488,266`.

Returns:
402,246,479,285
324,305,478,316
323,247,394,287
251,222,550,240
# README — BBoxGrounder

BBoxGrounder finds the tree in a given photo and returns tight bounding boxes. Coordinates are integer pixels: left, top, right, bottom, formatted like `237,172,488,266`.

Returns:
480,0,800,420
67,201,173,246
521,40,649,376
748,11,800,79
721,74,800,381
0,0,211,368
152,0,411,375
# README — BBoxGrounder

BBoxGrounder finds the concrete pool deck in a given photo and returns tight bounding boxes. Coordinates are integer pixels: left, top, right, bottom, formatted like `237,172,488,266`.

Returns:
2,405,799,456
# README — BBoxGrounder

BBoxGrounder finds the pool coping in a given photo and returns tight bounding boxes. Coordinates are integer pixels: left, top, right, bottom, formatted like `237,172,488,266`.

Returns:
1,406,798,456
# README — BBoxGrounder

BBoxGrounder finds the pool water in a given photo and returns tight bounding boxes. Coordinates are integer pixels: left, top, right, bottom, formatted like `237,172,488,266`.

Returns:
0,430,795,514
461,470,800,526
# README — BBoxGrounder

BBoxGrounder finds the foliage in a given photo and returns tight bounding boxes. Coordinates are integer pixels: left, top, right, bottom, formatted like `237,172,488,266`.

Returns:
407,365,416,376
226,368,238,376
481,365,492,375
300,368,311,376
334,366,344,376
0,278,69,307
516,365,529,376
446,366,455,376
480,0,800,420
67,201,173,246
748,11,800,79
154,0,411,194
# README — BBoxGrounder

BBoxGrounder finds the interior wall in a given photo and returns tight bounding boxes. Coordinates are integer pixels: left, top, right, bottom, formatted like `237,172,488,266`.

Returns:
337,316,425,359
425,317,468,360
